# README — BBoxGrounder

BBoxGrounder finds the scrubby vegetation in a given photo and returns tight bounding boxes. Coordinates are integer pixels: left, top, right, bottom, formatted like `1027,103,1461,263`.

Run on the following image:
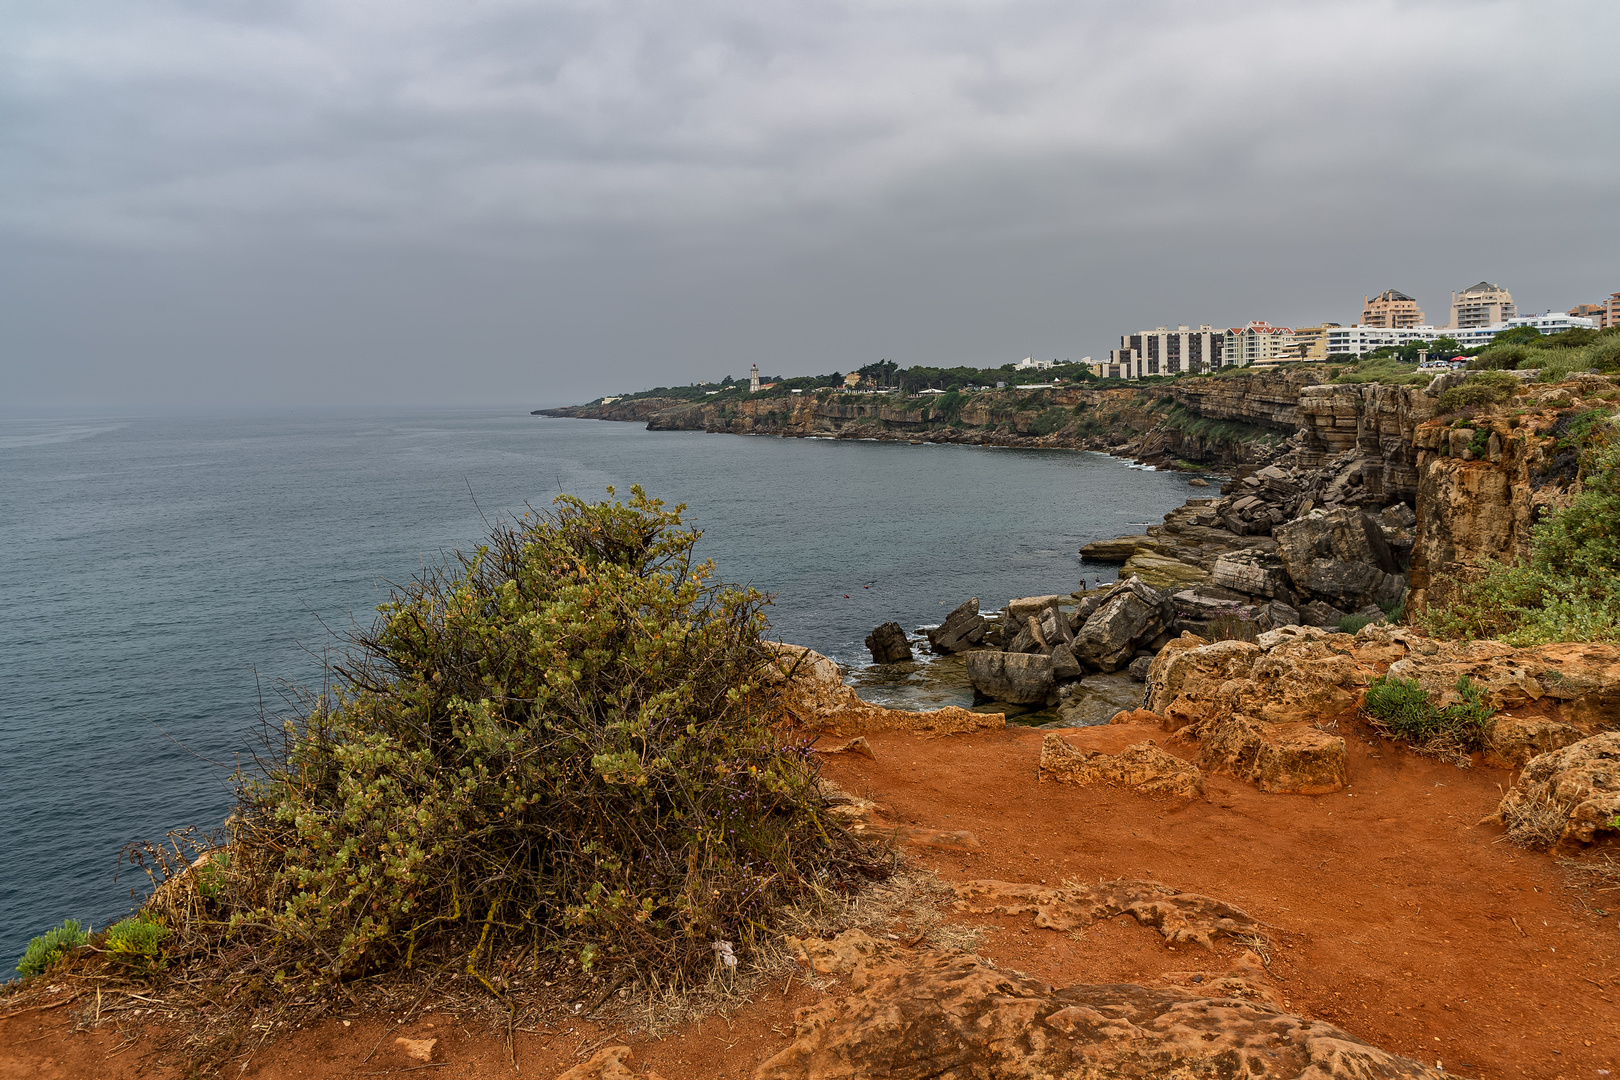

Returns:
1330,356,1433,386
15,919,89,978
1158,401,1283,445
1467,326,1620,382
1421,411,1620,645
1362,674,1493,758
1436,369,1521,414
180,487,856,991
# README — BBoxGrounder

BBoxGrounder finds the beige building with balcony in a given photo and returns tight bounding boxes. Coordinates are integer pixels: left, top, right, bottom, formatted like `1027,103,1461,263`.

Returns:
1359,290,1425,329
1446,282,1516,329
1221,322,1295,368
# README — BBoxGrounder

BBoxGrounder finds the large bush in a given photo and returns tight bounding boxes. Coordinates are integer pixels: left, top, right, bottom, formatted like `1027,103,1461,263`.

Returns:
177,488,849,987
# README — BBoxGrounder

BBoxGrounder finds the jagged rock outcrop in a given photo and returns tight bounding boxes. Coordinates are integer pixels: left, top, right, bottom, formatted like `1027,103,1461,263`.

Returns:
1072,577,1174,672
1038,734,1203,796
863,621,913,664
1274,507,1406,612
926,597,986,654
761,929,1446,1080
1495,732,1620,852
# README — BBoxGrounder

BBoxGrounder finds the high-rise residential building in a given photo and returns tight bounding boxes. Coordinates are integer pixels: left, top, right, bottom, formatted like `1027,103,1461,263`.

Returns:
1102,325,1225,379
1359,290,1425,329
1446,282,1516,329
1221,322,1295,368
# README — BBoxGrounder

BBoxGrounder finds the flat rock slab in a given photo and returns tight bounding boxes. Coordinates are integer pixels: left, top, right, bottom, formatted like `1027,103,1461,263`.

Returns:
763,931,1444,1080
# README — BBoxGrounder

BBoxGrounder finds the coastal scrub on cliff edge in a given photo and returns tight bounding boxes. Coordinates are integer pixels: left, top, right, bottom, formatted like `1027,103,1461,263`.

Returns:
1421,410,1620,645
122,488,863,999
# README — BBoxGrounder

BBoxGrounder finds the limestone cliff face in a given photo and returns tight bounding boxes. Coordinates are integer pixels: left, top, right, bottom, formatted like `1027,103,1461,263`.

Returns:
1171,371,1316,432
541,371,1615,599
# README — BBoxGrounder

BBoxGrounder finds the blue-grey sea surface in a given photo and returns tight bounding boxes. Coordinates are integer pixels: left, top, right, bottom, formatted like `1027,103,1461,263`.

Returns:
0,410,1198,964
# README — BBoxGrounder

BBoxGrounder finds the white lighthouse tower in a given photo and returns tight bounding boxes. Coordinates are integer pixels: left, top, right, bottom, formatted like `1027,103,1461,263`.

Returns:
749,364,760,393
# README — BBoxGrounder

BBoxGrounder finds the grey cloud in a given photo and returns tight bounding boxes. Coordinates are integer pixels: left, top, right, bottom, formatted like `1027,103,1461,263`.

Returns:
2,0,1617,408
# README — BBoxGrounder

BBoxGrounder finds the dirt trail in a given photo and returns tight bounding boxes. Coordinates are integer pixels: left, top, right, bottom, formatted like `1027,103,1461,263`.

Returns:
4,721,1616,1080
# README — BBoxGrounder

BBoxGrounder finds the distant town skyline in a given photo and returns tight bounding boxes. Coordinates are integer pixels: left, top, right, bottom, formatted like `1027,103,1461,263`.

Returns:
2,1,1617,411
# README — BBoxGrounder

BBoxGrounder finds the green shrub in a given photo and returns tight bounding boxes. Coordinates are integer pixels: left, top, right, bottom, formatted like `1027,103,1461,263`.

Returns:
105,915,170,973
16,919,89,978
1336,614,1375,634
189,487,852,988
1363,674,1493,754
1030,407,1069,437
1437,370,1518,414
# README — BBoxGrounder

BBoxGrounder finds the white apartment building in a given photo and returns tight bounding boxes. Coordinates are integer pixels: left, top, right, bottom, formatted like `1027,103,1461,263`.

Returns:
1014,357,1054,371
1102,325,1226,379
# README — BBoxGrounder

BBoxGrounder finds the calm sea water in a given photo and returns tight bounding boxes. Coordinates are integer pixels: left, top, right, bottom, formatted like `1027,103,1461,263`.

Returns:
0,410,1197,964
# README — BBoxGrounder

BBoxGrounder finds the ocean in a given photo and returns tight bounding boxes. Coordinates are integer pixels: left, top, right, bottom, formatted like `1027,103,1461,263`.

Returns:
0,409,1199,964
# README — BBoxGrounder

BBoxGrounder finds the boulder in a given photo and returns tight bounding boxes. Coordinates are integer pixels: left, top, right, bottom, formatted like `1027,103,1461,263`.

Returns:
1049,643,1084,681
1211,551,1294,599
1275,508,1406,610
1072,578,1174,672
1036,604,1073,645
1127,654,1154,681
926,597,986,654
761,932,1444,1080
1007,617,1042,654
1482,715,1587,769
1494,732,1620,852
966,650,1055,705
1195,714,1348,794
863,621,913,664
1300,599,1352,628
1038,734,1203,797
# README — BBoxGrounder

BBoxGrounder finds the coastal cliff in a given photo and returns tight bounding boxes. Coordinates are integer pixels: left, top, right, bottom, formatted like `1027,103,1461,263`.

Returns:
540,382,1279,468
540,368,1611,610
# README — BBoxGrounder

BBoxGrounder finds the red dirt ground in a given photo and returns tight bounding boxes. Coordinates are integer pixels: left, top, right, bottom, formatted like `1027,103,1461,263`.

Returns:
4,721,1617,1080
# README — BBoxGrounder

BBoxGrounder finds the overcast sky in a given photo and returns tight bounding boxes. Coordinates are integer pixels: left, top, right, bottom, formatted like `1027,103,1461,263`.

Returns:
3,0,1617,410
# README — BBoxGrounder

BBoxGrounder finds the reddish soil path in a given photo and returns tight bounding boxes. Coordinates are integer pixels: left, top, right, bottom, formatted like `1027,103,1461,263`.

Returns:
3,722,1616,1080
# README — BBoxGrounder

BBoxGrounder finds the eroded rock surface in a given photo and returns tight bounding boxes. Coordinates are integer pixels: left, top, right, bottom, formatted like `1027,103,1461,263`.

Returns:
1038,734,1203,797
950,881,1260,945
1141,624,1620,791
1495,732,1620,852
760,930,1443,1080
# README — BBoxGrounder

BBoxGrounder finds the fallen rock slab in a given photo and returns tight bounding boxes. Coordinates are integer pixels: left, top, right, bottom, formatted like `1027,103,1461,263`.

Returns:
1038,733,1203,797
761,931,1443,1080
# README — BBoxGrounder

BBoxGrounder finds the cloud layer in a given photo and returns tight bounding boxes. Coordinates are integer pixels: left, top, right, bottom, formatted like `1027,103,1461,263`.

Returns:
3,0,1617,407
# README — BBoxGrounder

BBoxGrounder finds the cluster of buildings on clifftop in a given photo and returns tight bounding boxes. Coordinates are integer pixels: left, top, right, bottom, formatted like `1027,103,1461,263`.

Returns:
1091,282,1620,380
